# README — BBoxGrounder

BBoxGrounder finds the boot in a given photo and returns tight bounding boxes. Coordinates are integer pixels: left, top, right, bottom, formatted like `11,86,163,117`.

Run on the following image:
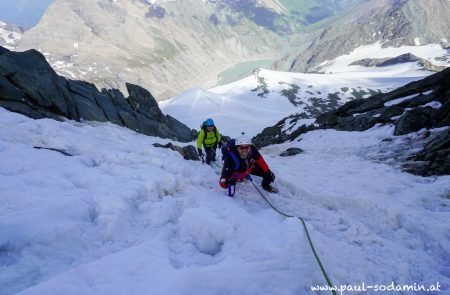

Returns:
262,184,277,193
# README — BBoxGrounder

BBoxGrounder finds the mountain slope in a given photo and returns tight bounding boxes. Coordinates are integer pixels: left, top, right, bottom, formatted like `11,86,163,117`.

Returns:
16,0,365,99
276,0,450,73
252,67,450,176
161,64,433,137
0,20,22,49
17,0,284,99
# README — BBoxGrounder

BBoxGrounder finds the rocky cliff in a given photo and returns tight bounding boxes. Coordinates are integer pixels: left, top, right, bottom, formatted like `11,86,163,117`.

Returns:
0,46,195,142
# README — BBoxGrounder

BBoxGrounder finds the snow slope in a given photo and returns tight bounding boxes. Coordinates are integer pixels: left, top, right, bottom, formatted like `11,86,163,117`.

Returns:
319,42,450,73
1,106,449,294
0,20,22,49
160,67,433,137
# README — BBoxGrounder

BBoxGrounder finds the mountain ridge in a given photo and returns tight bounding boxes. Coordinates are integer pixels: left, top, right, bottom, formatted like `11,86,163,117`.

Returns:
275,0,450,73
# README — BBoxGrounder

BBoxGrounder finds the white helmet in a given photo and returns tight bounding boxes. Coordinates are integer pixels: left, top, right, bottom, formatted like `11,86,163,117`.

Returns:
235,133,252,146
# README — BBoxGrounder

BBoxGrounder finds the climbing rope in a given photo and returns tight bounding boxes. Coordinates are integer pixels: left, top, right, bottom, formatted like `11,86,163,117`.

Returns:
211,161,223,170
211,159,336,293
248,179,337,295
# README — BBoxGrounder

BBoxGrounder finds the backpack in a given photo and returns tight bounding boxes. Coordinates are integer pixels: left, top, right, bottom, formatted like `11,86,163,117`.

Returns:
221,139,235,156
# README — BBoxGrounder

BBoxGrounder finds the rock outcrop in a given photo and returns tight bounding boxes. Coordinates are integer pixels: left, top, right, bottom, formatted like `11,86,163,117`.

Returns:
316,68,449,177
349,53,421,67
253,116,317,148
279,147,304,157
405,129,450,176
0,47,194,142
349,53,448,72
254,68,450,176
153,142,200,161
315,68,450,134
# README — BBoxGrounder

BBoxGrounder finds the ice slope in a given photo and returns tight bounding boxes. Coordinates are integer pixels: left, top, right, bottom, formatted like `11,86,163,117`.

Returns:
1,106,449,294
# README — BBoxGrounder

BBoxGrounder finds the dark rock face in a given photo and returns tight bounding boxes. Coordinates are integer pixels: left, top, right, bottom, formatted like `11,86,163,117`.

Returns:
0,47,194,142
165,114,197,143
253,114,317,148
395,108,433,135
403,129,450,176
350,53,420,67
316,68,450,133
317,68,450,176
153,142,200,161
279,147,304,157
349,53,448,72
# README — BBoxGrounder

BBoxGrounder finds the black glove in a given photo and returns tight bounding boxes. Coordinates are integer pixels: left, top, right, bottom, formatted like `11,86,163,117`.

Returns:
197,148,203,157
265,170,275,182
218,141,223,149
228,178,237,185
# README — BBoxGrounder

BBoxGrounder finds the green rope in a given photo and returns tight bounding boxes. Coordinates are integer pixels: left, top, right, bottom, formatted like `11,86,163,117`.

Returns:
249,180,337,295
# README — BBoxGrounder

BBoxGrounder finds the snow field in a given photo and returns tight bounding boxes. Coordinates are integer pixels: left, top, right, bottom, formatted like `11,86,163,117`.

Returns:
161,67,433,138
1,104,449,293
321,42,450,73
263,126,450,291
0,108,322,294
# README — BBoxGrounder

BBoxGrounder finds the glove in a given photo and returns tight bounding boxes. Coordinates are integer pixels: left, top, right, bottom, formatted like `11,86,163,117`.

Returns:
197,148,203,157
219,177,228,189
265,170,275,182
219,177,236,189
218,141,223,149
